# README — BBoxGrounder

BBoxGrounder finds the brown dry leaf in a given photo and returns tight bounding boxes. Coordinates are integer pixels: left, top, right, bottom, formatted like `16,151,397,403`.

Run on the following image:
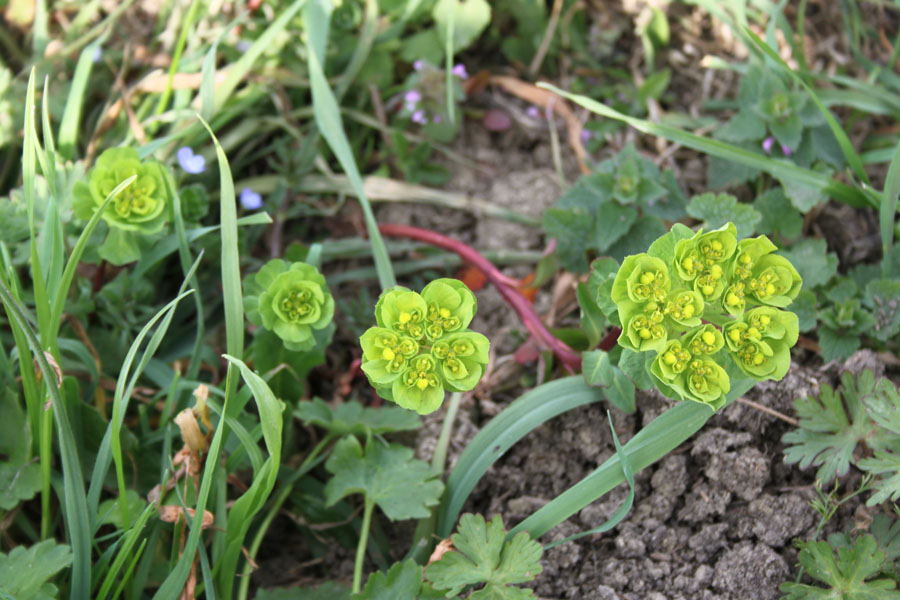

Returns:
489,75,590,175
158,505,215,529
427,538,455,566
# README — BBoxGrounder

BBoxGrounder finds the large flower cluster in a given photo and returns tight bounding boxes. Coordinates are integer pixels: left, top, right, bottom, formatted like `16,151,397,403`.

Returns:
613,223,801,410
360,279,489,415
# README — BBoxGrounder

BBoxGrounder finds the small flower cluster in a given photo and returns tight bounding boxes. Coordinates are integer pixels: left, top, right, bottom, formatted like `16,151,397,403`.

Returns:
360,279,489,415
402,61,467,125
612,223,801,410
244,260,335,352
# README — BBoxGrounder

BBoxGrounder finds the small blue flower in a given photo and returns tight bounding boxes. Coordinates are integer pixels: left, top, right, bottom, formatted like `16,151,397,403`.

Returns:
452,64,468,79
240,187,263,210
177,147,206,174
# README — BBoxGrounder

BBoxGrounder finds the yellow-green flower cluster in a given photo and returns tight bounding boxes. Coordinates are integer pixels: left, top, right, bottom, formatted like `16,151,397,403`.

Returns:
613,223,802,410
360,279,489,415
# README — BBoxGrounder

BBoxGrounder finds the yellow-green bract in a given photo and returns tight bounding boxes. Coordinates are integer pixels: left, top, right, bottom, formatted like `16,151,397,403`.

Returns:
360,279,489,415
612,222,802,410
243,259,334,352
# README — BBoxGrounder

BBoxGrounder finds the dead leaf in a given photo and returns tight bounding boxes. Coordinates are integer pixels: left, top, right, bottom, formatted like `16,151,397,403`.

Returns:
428,538,455,565
158,505,214,529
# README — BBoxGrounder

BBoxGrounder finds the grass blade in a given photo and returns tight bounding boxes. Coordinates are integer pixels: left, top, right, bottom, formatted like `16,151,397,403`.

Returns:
59,40,102,159
435,377,602,539
882,140,900,277
304,0,396,290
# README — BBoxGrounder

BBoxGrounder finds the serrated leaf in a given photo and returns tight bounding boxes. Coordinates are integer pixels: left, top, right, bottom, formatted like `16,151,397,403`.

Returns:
782,371,879,483
353,559,422,600
863,378,900,436
0,540,72,600
780,535,900,600
781,175,827,213
858,450,900,505
754,188,803,240
256,582,351,600
324,436,443,520
425,514,542,598
544,207,594,273
871,513,900,567
686,192,761,238
817,326,862,363
296,398,420,438
593,201,637,252
706,152,760,189
778,239,838,289
714,110,766,143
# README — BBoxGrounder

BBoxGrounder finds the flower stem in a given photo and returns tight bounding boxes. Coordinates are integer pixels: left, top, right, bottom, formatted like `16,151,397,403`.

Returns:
378,223,582,373
353,498,376,594
432,392,463,473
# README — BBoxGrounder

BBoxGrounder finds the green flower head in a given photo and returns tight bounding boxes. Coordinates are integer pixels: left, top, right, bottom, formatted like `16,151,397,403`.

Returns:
360,327,419,387
620,305,668,352
244,259,334,352
685,358,730,409
361,279,489,415
724,307,797,381
663,288,704,329
674,223,737,283
73,147,174,234
421,278,477,341
431,331,489,392
611,254,670,306
393,355,444,415
652,338,692,388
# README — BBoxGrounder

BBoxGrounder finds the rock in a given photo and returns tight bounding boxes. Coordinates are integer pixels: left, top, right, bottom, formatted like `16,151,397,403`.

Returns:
712,542,789,600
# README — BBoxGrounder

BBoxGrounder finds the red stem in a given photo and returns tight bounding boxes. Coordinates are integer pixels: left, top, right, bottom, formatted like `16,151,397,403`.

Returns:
378,223,582,374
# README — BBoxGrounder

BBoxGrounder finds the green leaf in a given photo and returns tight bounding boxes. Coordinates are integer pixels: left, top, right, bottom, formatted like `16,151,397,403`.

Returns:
593,202,638,252
606,216,667,262
354,560,422,600
0,461,41,510
858,450,900,505
754,188,803,240
778,239,838,289
96,490,147,529
618,348,654,390
791,289,819,333
432,0,491,53
296,398,421,438
780,535,900,600
782,370,880,483
715,110,766,143
425,514,542,598
582,350,636,413
817,326,862,363
0,540,72,600
576,282,607,348
686,192,762,238
862,378,900,437
98,227,142,266
324,436,443,520
544,207,593,273
256,582,351,600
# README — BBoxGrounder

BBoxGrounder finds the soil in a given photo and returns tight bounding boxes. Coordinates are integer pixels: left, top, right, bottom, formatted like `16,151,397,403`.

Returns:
250,2,900,599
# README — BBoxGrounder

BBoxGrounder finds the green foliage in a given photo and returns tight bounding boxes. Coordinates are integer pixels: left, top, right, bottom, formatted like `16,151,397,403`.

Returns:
359,279,489,414
609,222,801,410
543,143,681,272
780,535,900,599
354,559,424,600
582,350,636,413
256,582,351,600
425,513,543,599
296,398,421,438
324,436,443,521
244,259,335,352
687,192,761,238
0,540,73,600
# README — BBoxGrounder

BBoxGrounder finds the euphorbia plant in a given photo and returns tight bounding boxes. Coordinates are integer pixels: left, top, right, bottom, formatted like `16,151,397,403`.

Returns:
360,278,489,414
611,222,802,410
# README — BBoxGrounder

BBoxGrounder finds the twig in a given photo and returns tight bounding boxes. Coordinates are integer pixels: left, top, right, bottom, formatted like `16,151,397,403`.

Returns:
736,396,798,426
528,0,564,78
378,224,582,373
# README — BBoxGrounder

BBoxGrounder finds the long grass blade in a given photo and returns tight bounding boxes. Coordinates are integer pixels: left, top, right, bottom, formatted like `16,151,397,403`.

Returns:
882,140,900,277
537,82,873,209
303,0,396,290
59,41,102,159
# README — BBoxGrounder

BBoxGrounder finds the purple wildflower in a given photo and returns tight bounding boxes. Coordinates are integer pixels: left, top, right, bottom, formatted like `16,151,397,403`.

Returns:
762,136,775,154
177,147,206,174
452,64,468,79
413,59,425,71
433,115,442,123
239,187,263,210
781,144,792,157
526,106,540,119
580,129,592,144
411,110,427,124
404,90,422,110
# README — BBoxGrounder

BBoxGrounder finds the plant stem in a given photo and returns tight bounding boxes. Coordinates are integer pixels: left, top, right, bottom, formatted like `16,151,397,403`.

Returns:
353,499,376,594
432,392,463,473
